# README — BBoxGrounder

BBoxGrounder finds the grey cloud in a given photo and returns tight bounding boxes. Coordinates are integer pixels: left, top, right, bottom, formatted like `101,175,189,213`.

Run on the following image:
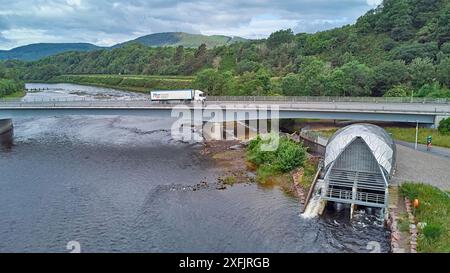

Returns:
0,0,378,49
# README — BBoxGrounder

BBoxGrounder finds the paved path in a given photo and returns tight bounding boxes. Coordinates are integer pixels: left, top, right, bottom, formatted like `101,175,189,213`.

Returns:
396,141,450,160
393,144,450,191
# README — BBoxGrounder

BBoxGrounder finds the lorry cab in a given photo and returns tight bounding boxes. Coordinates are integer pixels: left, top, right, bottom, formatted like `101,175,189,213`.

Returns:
193,90,206,103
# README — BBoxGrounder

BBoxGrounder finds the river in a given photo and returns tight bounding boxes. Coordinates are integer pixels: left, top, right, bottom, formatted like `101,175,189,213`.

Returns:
0,83,390,253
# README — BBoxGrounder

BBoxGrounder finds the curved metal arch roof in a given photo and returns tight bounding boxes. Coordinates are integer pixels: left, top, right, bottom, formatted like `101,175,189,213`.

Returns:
324,124,396,175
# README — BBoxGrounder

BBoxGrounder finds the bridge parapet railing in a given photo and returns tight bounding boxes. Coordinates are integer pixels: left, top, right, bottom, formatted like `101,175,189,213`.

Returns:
207,96,450,104
1,96,449,104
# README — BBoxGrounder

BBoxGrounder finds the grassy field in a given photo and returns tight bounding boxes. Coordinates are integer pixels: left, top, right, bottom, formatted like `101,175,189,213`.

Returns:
315,126,450,148
48,74,194,93
400,183,450,253
386,127,450,148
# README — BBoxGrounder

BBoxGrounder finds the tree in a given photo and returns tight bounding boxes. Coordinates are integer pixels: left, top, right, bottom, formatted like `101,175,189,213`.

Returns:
233,69,271,96
416,82,450,98
281,74,304,96
193,69,234,96
438,117,450,134
336,61,375,97
437,56,450,87
391,42,439,63
266,29,294,49
183,44,208,75
408,58,436,88
236,60,261,74
326,68,346,96
172,46,184,65
0,78,24,97
383,84,412,97
295,56,330,96
373,60,410,96
411,0,444,28
376,0,414,41
436,3,450,46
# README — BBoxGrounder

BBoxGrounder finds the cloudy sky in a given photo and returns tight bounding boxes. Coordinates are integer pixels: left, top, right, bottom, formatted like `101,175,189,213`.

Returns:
0,0,382,50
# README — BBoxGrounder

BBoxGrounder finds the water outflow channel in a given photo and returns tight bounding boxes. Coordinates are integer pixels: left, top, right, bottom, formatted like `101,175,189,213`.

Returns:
0,83,389,253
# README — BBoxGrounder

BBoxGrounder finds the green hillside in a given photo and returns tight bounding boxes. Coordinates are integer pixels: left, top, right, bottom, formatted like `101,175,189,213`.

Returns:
114,32,247,48
0,43,102,61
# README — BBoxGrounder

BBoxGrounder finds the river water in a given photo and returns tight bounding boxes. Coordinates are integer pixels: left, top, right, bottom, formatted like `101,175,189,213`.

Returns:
0,83,390,253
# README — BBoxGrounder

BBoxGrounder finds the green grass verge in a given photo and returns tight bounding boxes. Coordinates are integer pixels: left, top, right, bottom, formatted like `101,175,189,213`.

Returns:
386,127,450,149
400,183,450,253
315,126,450,149
300,158,318,189
48,74,194,93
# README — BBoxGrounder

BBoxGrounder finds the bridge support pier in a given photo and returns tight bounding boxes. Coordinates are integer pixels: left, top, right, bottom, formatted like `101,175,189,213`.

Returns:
203,122,223,141
0,118,14,145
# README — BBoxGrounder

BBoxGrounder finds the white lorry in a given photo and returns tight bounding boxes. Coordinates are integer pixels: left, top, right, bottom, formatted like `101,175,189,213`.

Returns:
150,89,206,104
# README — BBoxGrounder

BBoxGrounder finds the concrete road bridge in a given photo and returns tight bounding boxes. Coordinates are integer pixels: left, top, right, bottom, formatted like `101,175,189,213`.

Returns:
0,96,449,127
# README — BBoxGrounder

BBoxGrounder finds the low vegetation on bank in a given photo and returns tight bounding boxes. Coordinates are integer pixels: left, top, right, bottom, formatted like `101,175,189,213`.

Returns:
386,126,450,148
247,135,307,180
246,135,314,194
439,117,450,134
47,74,194,93
0,78,25,98
400,183,450,253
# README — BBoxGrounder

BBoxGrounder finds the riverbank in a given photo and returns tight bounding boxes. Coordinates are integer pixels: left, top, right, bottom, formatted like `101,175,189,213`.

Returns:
400,183,450,253
202,136,318,203
43,74,194,93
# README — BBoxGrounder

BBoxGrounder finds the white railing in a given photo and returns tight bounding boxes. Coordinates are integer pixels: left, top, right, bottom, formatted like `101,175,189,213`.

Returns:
207,96,450,104
1,95,449,104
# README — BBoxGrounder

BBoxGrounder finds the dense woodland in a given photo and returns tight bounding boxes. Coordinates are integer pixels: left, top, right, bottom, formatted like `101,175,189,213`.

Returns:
1,0,450,98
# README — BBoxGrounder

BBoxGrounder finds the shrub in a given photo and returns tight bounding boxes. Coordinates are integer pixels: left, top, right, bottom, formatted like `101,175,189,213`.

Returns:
247,135,307,174
0,78,25,97
416,82,450,98
423,224,443,241
383,84,412,97
438,117,450,134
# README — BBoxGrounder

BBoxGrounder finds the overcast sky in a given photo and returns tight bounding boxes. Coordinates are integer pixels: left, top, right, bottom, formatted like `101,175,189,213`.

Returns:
0,0,382,50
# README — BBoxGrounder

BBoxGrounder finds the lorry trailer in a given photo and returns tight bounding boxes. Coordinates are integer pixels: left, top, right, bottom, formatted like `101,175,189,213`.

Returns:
150,89,205,103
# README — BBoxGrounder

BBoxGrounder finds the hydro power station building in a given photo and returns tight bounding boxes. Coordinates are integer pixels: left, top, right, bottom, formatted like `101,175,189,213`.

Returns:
322,124,396,212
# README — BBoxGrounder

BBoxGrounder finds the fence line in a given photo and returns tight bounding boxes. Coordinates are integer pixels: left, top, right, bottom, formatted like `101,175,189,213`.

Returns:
207,96,450,104
1,95,449,104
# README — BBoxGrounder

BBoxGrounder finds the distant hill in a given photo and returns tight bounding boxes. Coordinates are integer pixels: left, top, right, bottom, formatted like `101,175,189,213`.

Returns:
0,32,248,61
0,43,102,61
113,32,248,48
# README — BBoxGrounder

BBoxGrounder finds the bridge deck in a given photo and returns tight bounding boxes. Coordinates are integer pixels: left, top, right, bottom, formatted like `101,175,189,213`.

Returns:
0,99,448,125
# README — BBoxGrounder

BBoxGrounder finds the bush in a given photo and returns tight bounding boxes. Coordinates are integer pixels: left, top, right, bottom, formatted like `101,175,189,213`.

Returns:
423,224,443,241
438,117,450,134
0,78,25,97
247,135,307,174
383,84,412,97
416,82,450,98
